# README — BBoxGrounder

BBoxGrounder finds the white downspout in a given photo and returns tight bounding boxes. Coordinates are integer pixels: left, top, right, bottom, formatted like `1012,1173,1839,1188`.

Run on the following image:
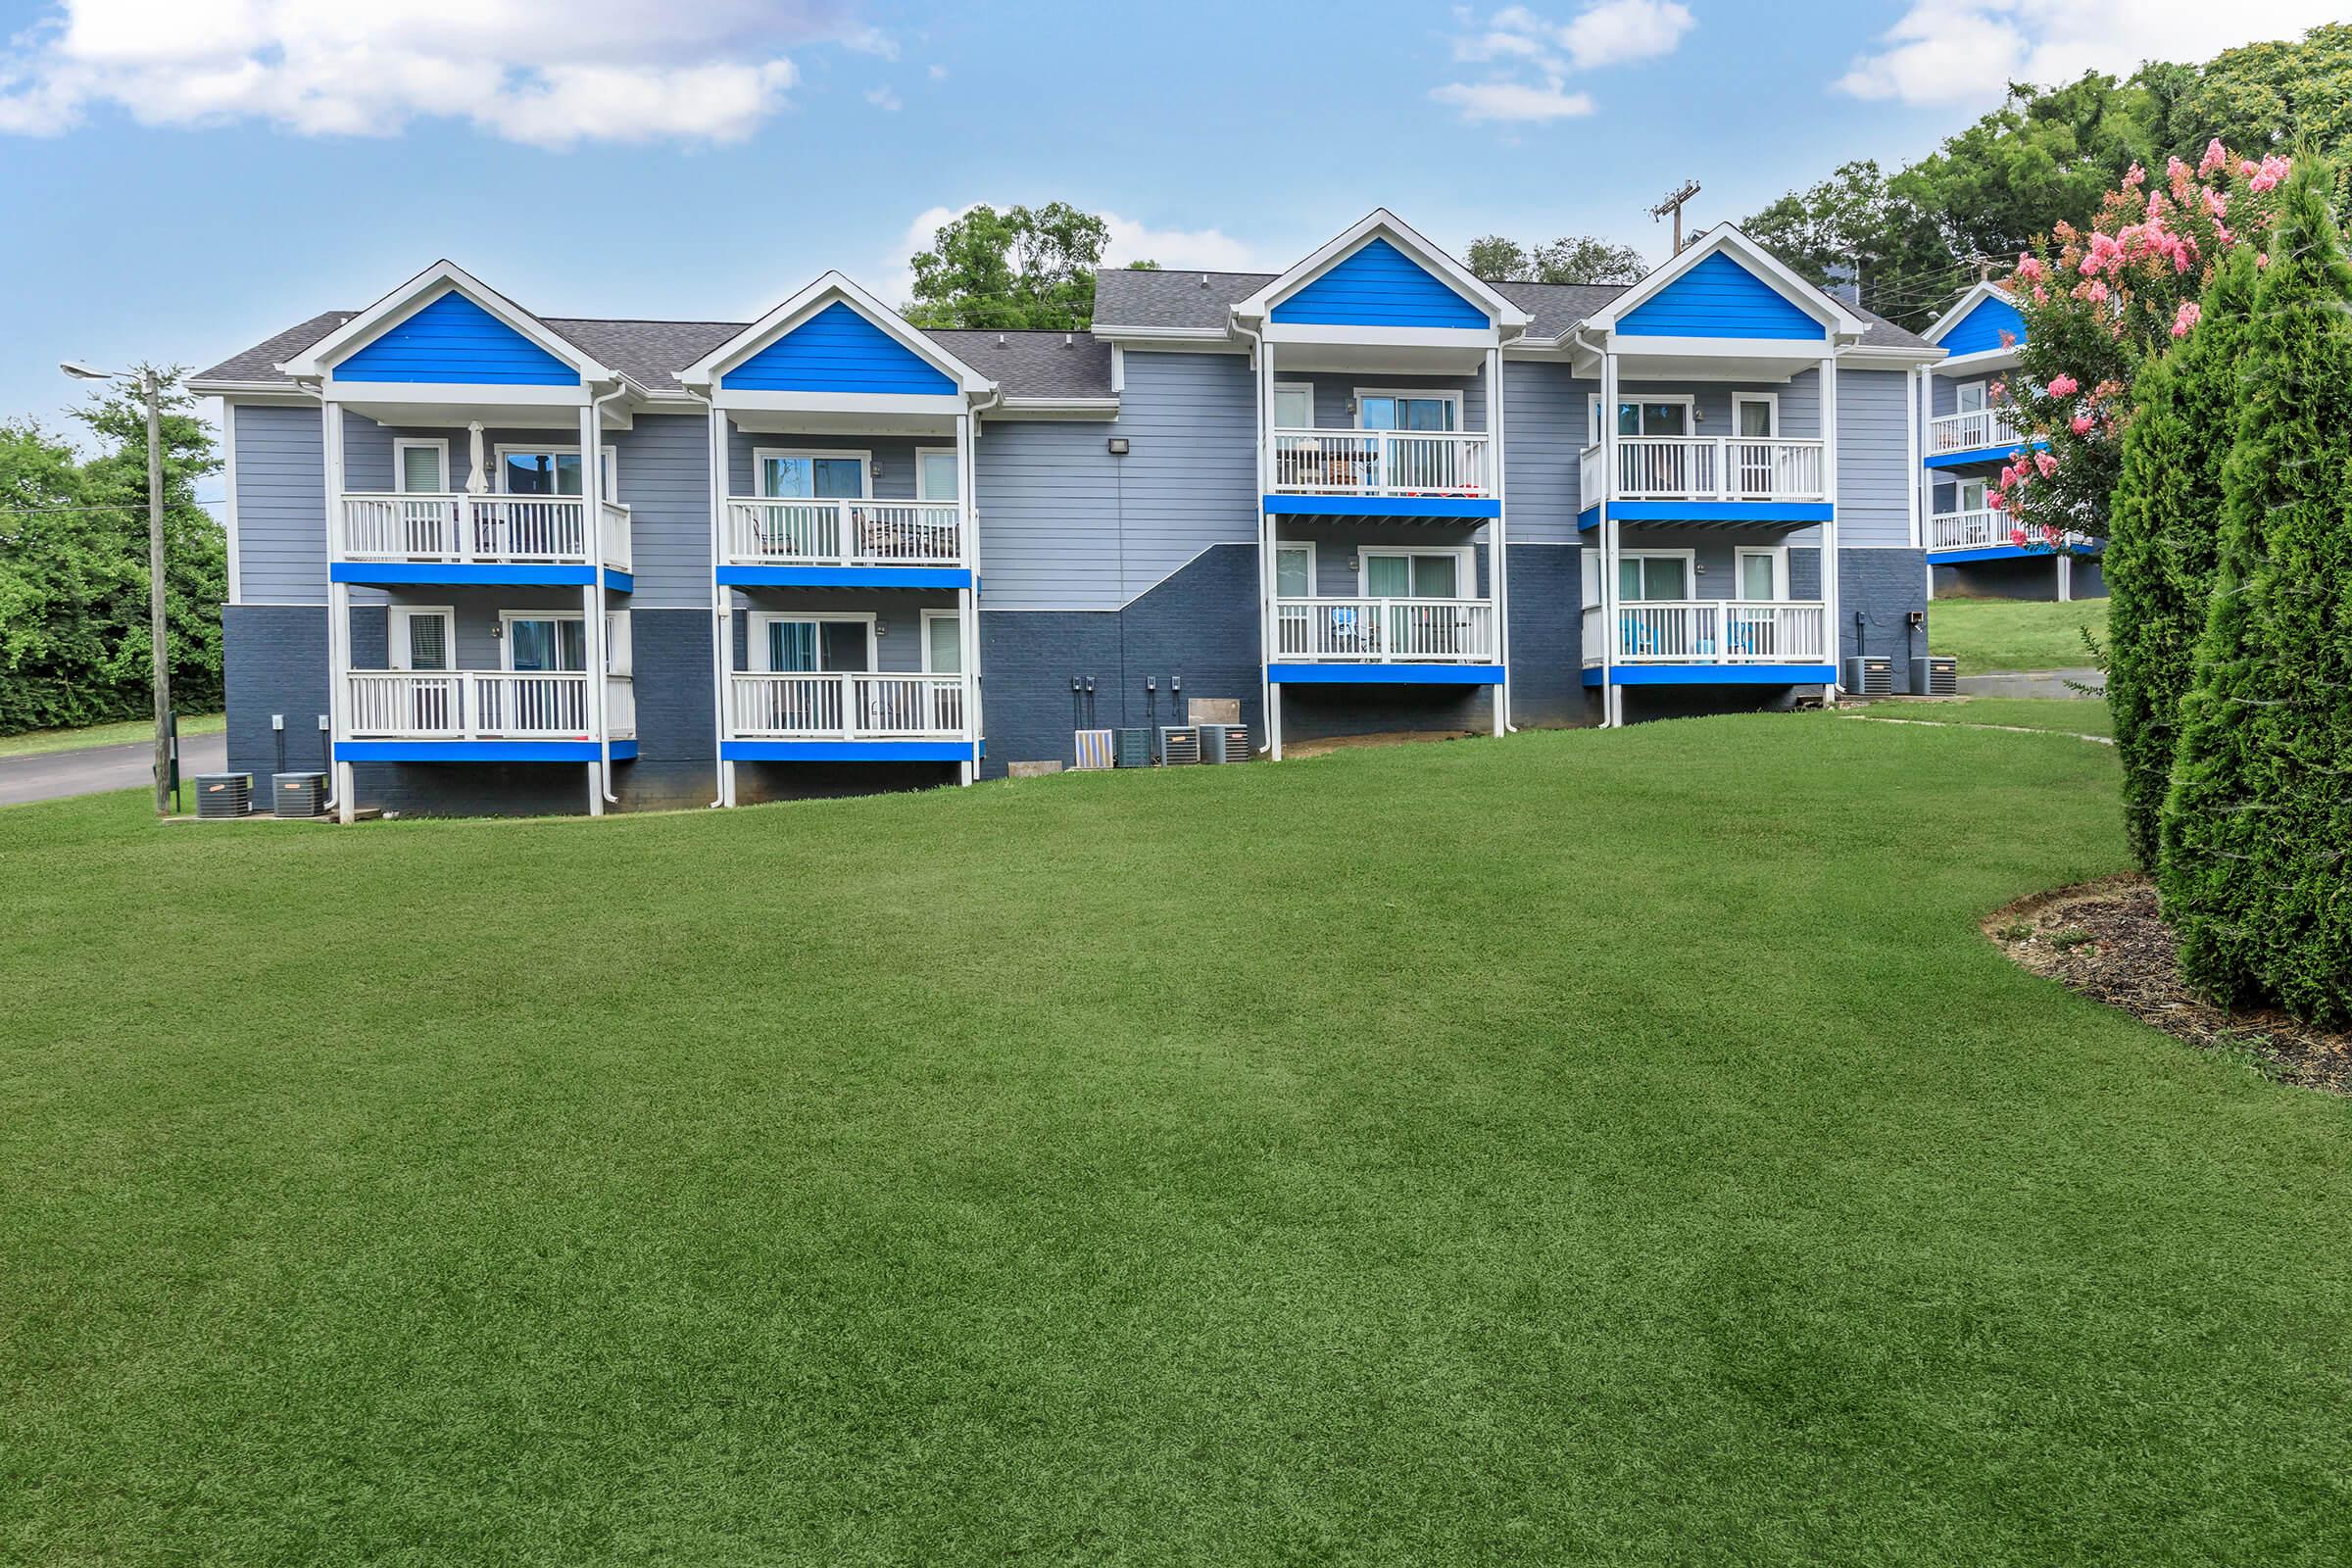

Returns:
590,382,628,808
685,387,729,808
1231,312,1276,758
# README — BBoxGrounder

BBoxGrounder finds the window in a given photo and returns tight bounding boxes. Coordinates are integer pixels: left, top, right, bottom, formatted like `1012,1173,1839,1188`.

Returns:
1954,379,1986,414
755,448,867,501
915,448,958,503
1590,397,1693,437
751,613,872,674
1275,542,1315,599
1363,549,1464,599
502,613,587,672
1272,383,1315,430
1736,549,1782,601
1358,391,1457,432
394,439,448,495
922,611,962,674
1958,477,1988,512
1617,553,1690,602
390,606,454,671
497,445,615,498
1734,395,1776,438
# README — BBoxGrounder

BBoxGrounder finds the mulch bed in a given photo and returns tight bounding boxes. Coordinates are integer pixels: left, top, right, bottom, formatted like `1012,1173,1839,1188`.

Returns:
1985,875,2352,1094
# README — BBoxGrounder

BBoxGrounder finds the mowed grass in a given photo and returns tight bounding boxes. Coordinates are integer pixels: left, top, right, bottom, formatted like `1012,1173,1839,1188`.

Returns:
1931,595,2108,671
1852,696,2114,737
0,711,223,760
4,718,2349,1567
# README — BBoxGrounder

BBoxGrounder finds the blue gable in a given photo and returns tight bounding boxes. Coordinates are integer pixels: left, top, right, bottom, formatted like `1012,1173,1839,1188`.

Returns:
1270,238,1489,329
335,291,581,386
721,301,957,395
1938,294,2027,356
1617,251,1827,340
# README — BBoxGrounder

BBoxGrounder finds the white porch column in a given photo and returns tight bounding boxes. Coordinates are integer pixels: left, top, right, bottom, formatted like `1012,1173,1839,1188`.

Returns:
956,410,979,786
1257,339,1281,760
321,397,356,821
580,401,608,817
1487,344,1508,738
2058,553,2074,603
1597,348,1620,727
707,403,735,807
1820,352,1842,703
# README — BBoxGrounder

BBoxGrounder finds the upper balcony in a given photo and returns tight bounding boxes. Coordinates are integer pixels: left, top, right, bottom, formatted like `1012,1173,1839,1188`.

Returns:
1579,436,1830,525
717,497,970,588
335,492,632,587
1270,429,1491,498
1926,407,2028,466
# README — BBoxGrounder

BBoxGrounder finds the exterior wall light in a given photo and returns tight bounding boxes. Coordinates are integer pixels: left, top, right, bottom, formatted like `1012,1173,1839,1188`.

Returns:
1107,438,1129,455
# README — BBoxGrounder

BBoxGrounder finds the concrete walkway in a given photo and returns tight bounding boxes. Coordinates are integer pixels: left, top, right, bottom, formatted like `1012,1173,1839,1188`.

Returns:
0,732,228,808
1954,666,2102,698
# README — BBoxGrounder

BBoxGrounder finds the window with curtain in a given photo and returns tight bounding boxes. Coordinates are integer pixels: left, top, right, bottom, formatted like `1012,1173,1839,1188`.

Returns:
1617,556,1689,602
1275,545,1313,599
925,615,961,674
398,444,446,494
1360,395,1455,432
1272,386,1314,429
506,616,586,672
759,454,866,499
1738,552,1778,600
917,451,958,502
762,619,870,673
1736,399,1775,437
1365,552,1460,599
398,611,450,671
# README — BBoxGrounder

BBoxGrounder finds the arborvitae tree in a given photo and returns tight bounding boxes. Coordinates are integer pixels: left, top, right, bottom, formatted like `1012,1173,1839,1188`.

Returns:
2105,248,2258,870
2159,159,2352,1025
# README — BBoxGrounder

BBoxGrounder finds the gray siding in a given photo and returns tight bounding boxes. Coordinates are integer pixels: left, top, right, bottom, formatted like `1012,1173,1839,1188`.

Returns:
1580,525,1804,601
231,403,326,604
1501,359,1588,544
1837,368,1912,548
726,590,961,674
617,414,713,609
977,350,1255,611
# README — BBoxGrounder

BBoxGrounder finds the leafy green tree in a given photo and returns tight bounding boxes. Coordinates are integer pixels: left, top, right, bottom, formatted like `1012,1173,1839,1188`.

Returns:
1743,160,1957,327
1896,73,2161,263
2103,248,2257,871
2160,159,2352,1025
1465,233,1646,285
2141,24,2352,174
905,203,1129,329
0,368,223,735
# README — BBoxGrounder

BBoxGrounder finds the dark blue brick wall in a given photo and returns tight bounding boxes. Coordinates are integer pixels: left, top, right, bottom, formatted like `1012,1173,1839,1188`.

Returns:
1933,554,2106,602
223,605,333,781
1505,543,1586,728
1841,548,1931,692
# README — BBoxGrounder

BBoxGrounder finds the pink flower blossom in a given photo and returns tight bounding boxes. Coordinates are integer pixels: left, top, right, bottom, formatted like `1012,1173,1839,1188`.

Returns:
2033,283,2049,304
2172,301,2202,339
2167,156,2193,198
2124,163,2146,188
2257,252,2270,270
1999,328,2018,349
2009,527,2029,548
1989,491,2007,512
2048,374,2080,398
2073,277,2110,304
2071,414,2094,435
2015,253,2045,285
2200,138,2229,176
2202,186,2230,220
2035,451,2059,478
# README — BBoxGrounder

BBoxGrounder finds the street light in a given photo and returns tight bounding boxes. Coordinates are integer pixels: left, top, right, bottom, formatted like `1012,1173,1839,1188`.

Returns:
62,360,172,816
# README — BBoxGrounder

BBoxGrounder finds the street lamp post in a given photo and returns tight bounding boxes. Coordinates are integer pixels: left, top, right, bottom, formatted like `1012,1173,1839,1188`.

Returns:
62,361,172,816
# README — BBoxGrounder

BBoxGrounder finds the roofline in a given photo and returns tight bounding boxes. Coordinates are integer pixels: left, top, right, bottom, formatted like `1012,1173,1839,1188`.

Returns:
1580,225,1873,339
1232,209,1531,334
676,270,996,397
1922,280,2021,347
276,260,620,384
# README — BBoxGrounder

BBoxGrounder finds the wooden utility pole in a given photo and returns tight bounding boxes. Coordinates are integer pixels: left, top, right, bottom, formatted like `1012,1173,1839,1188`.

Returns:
1649,179,1702,255
143,368,171,817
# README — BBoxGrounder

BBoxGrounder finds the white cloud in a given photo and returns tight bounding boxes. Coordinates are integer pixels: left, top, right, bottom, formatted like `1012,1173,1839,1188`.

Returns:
864,85,902,111
928,63,949,81
0,0,874,146
1837,1,2342,107
880,203,1269,309
1433,3,1691,125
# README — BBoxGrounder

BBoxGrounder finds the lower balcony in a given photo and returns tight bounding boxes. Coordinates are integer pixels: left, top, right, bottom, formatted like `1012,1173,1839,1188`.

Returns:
339,670,637,761
722,672,976,762
1581,600,1834,686
1928,510,2099,563
1268,596,1503,685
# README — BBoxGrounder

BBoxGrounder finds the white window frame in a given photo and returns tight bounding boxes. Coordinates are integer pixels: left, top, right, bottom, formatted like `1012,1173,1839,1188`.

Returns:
752,447,871,501
1955,476,1988,513
1733,545,1788,602
1952,378,1987,415
746,610,877,674
388,604,456,670
497,609,589,673
1731,393,1779,439
604,610,631,677
918,608,963,674
1353,386,1464,434
1271,381,1317,431
1615,547,1697,603
1273,539,1318,599
1358,544,1474,600
392,437,450,495
1591,393,1696,438
493,442,616,497
913,446,958,503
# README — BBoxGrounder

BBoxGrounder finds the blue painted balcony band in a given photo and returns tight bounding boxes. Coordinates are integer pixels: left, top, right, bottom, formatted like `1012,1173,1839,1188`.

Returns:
1267,662,1505,685
714,564,972,589
1263,494,1499,520
1583,663,1836,687
336,740,637,762
721,740,974,762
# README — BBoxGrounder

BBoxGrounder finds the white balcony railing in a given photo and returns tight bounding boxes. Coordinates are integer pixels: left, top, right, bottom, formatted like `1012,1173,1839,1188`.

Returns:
1270,429,1491,497
1581,601,1828,665
729,673,968,739
345,671,636,741
1579,438,1826,505
1274,597,1497,663
723,499,964,567
338,494,631,572
1929,510,2093,554
1929,408,2024,456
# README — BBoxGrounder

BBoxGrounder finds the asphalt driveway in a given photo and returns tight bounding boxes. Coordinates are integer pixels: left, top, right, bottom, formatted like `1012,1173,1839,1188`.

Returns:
0,732,229,808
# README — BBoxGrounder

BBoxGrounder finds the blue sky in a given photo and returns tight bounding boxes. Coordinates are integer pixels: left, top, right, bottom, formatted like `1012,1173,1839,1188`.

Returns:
0,0,2336,479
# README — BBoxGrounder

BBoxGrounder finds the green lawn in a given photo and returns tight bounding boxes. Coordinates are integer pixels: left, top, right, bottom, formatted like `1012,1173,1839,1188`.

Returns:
1853,696,2114,737
0,711,223,760
5,719,2348,1566
1930,596,2108,672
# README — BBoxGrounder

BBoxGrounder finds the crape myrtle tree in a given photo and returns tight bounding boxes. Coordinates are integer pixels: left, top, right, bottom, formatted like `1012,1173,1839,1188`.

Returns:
2103,247,2259,871
1990,141,2291,550
2160,158,2352,1027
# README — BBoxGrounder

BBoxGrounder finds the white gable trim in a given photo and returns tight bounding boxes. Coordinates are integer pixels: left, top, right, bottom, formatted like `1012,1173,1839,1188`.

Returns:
276,260,615,384
1233,209,1530,335
1922,281,2021,347
677,270,995,397
1580,225,1869,340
